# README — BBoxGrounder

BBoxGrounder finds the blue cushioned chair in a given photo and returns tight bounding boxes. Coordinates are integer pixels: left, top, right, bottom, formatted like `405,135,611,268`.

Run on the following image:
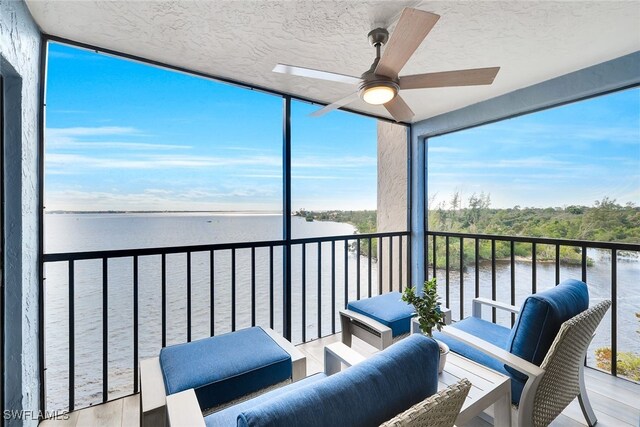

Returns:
434,279,611,427
140,327,306,427
340,291,452,350
166,334,472,427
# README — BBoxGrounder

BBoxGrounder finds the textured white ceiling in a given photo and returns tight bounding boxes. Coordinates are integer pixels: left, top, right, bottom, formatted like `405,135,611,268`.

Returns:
26,0,640,123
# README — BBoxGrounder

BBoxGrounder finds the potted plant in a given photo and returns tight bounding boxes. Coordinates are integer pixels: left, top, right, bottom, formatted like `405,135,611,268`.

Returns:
401,277,449,373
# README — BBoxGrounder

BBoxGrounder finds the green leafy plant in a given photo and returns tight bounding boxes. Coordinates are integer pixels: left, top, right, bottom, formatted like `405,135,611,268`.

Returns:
401,278,446,337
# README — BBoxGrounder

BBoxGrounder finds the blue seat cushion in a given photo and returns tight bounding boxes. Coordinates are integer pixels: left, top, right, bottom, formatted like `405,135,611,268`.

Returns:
160,327,292,410
433,317,525,404
347,291,414,337
204,373,327,427
237,334,440,427
505,279,588,381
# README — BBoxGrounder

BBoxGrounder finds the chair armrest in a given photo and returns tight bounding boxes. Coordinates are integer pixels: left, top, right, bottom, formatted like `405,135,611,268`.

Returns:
140,357,167,427
324,342,366,375
262,327,307,381
166,389,206,427
340,309,394,349
340,309,392,335
472,298,520,318
441,326,544,379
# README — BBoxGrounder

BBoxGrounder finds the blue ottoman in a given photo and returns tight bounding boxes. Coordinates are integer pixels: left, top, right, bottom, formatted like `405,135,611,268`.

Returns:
140,326,306,427
341,292,452,350
160,327,292,412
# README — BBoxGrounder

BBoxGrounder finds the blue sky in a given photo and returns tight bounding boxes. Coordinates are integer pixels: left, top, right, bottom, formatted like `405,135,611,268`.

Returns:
429,88,640,209
46,42,639,212
45,42,379,212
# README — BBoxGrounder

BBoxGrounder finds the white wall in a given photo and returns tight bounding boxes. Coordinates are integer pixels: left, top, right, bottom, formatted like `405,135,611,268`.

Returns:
0,0,41,425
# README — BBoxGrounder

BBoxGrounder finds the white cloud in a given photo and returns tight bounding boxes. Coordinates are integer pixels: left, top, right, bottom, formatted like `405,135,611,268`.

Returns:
46,153,282,170
46,126,193,151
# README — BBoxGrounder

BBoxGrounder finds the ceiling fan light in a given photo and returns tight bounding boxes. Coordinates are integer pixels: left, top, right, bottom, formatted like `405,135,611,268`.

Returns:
362,85,396,105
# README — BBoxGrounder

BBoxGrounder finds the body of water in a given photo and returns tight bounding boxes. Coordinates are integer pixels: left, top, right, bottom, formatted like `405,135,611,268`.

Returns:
43,213,639,410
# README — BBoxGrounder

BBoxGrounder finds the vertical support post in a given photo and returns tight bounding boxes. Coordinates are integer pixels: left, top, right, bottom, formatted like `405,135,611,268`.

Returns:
378,237,383,295
317,241,322,338
611,249,617,376
399,235,403,292
302,243,306,342
445,236,450,309
389,237,393,292
102,258,108,402
186,251,191,341
367,238,371,297
555,245,560,285
331,241,336,334
581,246,587,283
38,37,49,416
282,96,292,340
356,239,360,299
68,261,75,411
510,241,515,326
491,240,496,323
459,237,464,321
161,254,166,347
532,242,537,293
410,130,426,293
432,235,437,280
344,240,349,305
231,248,236,331
210,250,215,336
133,256,139,393
474,239,479,298
251,247,256,327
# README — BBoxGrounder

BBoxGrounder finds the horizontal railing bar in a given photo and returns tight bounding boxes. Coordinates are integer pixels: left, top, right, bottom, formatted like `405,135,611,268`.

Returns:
43,231,410,262
426,231,640,251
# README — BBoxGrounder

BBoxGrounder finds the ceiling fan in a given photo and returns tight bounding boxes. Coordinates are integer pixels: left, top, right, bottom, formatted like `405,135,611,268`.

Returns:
273,8,500,123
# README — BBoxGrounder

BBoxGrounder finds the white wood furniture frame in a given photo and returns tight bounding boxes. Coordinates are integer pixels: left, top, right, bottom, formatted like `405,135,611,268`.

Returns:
340,305,451,350
442,297,606,427
140,327,306,427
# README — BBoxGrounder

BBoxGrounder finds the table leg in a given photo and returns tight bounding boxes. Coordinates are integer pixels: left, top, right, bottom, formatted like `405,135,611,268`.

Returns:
493,389,512,427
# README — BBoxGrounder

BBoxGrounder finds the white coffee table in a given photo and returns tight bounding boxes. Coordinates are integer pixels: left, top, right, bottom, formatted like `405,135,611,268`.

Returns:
442,351,511,426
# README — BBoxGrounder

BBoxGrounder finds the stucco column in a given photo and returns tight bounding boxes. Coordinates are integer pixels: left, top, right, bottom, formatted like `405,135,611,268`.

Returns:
377,121,410,292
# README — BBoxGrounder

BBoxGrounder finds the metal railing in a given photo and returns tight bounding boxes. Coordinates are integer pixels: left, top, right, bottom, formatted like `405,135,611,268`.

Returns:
426,230,640,379
42,231,409,412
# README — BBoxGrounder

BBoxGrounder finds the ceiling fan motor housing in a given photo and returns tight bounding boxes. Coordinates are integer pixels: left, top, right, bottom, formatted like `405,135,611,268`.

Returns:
367,28,389,47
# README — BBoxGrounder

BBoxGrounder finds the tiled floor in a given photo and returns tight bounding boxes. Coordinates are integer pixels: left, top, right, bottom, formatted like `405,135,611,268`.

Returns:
40,334,640,427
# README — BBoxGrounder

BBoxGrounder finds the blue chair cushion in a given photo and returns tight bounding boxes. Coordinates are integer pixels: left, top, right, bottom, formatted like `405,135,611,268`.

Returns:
237,334,440,427
347,291,414,337
204,373,327,427
434,317,526,404
505,279,589,381
160,327,292,410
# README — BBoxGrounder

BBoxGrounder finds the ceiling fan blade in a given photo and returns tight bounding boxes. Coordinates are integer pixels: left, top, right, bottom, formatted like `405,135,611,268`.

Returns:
400,67,500,89
384,95,414,123
273,64,361,85
309,93,360,117
375,8,440,78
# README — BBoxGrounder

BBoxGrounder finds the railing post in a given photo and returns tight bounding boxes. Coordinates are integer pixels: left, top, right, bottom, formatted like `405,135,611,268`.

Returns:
282,95,292,340
611,249,617,376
